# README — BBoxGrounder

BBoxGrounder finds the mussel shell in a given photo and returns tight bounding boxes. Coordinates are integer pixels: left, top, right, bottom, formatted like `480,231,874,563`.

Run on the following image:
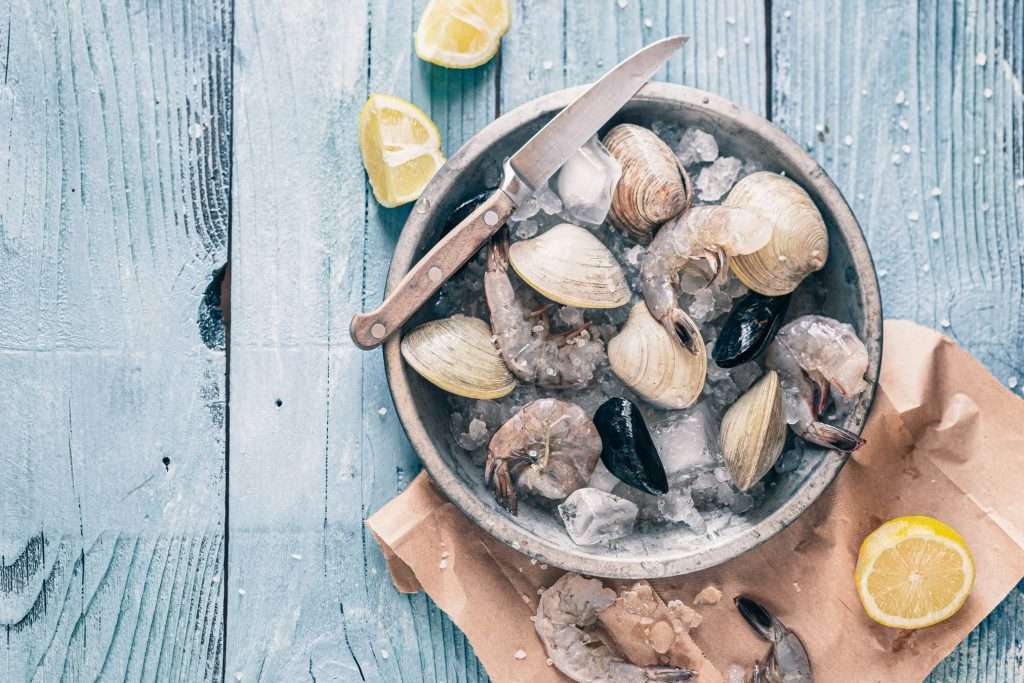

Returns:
444,191,492,233
713,293,791,368
594,397,668,495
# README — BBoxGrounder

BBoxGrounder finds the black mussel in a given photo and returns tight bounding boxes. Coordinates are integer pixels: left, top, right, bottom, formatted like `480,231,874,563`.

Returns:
593,397,668,495
713,292,790,368
443,191,493,233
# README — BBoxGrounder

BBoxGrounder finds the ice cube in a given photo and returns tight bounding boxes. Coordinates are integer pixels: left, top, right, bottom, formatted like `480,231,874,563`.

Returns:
773,445,804,473
649,405,717,479
558,488,639,545
690,471,721,508
557,306,584,327
688,288,716,322
675,128,719,167
696,157,743,202
513,218,539,240
511,195,540,221
556,136,622,225
730,362,762,392
729,490,754,514
657,489,707,534
536,183,564,215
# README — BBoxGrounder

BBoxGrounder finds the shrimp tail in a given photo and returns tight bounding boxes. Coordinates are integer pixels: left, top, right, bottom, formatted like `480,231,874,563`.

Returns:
641,666,697,681
801,422,865,452
661,308,700,355
487,226,511,273
485,453,520,515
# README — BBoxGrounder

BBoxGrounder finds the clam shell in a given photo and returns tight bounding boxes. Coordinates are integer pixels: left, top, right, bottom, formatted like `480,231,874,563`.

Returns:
719,370,786,491
724,172,828,296
608,301,706,409
509,223,630,309
603,124,692,244
401,315,516,399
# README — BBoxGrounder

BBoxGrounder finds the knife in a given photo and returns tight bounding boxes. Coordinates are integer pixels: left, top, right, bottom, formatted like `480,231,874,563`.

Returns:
350,35,687,350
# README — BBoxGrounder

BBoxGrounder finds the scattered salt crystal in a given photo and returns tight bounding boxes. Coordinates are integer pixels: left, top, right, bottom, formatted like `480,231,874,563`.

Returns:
899,119,909,130
907,211,919,221
743,35,751,45
715,48,727,60
793,582,802,593
616,0,628,7
211,575,221,584
1016,178,1024,188
235,673,244,681
891,154,902,165
290,553,302,560
521,594,531,604
542,59,553,70
726,16,736,24
857,193,865,200
377,407,387,417
189,122,204,138
983,87,993,99
895,90,906,105
546,658,554,667
930,186,942,197
901,144,911,153
814,122,825,133
922,263,930,272
439,558,448,569
976,52,987,66
940,318,951,328
513,649,527,660
381,650,389,660
783,9,792,18
861,88,869,96
930,231,940,241
238,588,246,596
644,17,653,28
1009,376,1019,388
441,550,449,559
878,269,888,278
973,156,983,165
693,585,723,606
843,135,854,146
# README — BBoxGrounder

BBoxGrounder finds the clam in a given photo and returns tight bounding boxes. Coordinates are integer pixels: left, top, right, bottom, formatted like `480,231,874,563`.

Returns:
723,172,828,296
509,223,630,309
400,315,516,399
608,301,706,409
603,123,692,244
593,397,668,495
719,370,787,491
713,292,791,368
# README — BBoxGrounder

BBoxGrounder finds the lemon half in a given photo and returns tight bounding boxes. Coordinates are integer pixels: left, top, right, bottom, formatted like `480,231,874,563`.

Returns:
359,94,445,208
415,0,511,69
854,515,975,629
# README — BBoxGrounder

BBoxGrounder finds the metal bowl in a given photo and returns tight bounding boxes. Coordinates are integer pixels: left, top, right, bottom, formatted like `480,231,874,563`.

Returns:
382,83,882,579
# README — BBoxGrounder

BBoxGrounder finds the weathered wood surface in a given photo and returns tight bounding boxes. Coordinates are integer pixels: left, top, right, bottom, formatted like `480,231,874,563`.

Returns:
0,0,230,680
771,2,1024,680
3,0,1023,681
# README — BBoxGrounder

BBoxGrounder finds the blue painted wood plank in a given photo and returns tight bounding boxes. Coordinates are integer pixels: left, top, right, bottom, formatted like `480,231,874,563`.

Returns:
0,0,230,679
771,1,1024,680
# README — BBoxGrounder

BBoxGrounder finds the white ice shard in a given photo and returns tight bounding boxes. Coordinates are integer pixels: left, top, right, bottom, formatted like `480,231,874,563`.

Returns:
556,136,622,225
558,488,638,545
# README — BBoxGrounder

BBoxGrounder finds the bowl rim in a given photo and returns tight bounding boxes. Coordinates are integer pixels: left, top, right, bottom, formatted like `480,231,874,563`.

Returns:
381,82,883,579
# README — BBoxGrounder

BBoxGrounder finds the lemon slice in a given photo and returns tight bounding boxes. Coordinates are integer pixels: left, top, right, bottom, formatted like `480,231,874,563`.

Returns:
855,516,975,629
415,0,511,69
359,94,446,208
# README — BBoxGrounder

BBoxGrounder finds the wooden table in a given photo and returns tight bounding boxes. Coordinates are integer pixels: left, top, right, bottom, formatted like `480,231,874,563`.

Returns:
2,1,1021,680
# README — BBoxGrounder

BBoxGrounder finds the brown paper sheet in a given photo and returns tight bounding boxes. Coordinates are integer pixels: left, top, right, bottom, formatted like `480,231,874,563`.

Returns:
367,320,1024,682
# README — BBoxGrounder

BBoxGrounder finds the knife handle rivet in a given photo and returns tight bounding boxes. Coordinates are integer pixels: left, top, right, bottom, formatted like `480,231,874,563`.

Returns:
483,210,499,226
427,266,443,283
371,323,387,339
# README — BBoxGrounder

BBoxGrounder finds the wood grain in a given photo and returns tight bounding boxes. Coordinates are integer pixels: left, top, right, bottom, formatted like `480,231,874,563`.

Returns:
771,1,1024,680
0,0,230,679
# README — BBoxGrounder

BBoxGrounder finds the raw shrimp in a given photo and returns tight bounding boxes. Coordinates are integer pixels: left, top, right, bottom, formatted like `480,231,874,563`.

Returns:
735,597,812,683
535,573,695,683
484,399,601,515
764,314,868,451
641,206,772,351
485,227,606,388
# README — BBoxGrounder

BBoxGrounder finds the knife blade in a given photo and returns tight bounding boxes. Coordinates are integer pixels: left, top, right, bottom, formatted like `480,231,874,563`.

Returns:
350,36,687,350
505,35,687,198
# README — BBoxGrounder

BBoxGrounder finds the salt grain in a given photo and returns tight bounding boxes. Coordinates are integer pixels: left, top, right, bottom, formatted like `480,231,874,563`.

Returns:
743,36,751,45
899,119,909,130
716,48,727,60
907,211,919,221
238,588,246,596
930,187,942,197
1016,178,1024,188
901,144,912,154
542,60,553,70
983,87,993,99
1008,376,1019,388
726,16,736,24
514,649,527,660
930,231,941,241
439,559,448,569
378,407,387,417
976,52,987,66
922,263,931,272
895,90,906,105
974,156,983,165
235,673,244,681
891,153,902,165
878,269,888,278
784,9,792,18
381,650,390,660
644,18,653,28
940,318,951,328
290,553,302,560
843,135,854,146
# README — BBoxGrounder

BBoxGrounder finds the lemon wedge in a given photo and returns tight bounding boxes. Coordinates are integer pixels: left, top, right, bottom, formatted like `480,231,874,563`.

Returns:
855,515,975,629
415,0,511,69
359,94,445,208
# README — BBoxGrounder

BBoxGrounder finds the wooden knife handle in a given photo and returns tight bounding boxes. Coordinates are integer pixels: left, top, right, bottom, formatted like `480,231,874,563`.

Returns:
350,189,516,350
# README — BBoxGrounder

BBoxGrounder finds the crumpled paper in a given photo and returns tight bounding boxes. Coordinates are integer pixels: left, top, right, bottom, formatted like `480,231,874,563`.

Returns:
367,320,1024,682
